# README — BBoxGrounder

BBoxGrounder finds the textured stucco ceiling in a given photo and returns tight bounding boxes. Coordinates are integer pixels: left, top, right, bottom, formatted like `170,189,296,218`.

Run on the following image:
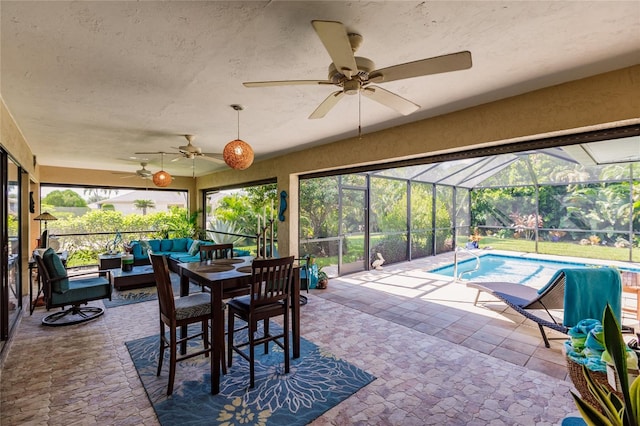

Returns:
1,1,639,178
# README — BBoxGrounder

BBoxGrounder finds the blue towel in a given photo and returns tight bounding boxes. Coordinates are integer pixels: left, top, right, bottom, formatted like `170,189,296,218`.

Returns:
562,267,621,327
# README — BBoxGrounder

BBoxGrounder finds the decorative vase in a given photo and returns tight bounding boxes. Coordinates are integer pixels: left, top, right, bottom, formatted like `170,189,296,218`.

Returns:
121,254,134,272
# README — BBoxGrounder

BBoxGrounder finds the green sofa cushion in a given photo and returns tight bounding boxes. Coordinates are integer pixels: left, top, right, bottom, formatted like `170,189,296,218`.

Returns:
172,238,189,252
42,247,69,293
160,239,173,251
148,240,161,252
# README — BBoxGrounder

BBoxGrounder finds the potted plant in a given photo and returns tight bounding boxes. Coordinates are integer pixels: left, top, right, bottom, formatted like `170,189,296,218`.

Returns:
316,266,329,289
571,304,639,426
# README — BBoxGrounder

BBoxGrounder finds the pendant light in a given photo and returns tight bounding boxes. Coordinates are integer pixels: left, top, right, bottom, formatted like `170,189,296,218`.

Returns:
223,104,254,170
152,153,172,187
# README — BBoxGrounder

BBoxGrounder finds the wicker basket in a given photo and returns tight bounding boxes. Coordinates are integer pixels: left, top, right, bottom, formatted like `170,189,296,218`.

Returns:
566,357,621,412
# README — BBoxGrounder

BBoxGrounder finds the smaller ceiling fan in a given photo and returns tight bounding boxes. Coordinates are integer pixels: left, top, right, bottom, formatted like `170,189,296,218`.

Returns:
172,135,225,163
243,20,472,119
114,162,153,180
136,135,224,164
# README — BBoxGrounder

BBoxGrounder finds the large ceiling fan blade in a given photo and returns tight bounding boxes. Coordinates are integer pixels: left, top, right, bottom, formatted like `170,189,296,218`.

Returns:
243,80,332,88
311,20,358,79
362,86,420,115
309,91,345,119
369,51,472,83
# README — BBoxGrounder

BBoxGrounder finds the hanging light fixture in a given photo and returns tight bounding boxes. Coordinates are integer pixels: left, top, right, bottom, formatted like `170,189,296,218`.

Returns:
152,153,172,187
223,104,254,170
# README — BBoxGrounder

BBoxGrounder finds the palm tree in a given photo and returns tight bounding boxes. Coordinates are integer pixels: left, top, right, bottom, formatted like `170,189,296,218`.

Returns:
134,199,155,215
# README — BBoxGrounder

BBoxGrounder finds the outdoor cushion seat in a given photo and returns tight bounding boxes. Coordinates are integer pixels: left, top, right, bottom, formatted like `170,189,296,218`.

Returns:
468,267,626,347
174,292,211,320
34,248,111,326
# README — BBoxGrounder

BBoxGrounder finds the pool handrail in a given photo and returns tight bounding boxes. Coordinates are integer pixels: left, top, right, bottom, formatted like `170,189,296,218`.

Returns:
454,246,481,281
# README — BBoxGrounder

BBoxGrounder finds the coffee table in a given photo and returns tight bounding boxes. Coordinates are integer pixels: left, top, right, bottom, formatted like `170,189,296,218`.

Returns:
111,265,155,290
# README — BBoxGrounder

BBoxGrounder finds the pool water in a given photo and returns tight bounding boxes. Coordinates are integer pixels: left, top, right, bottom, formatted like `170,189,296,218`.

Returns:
429,254,640,285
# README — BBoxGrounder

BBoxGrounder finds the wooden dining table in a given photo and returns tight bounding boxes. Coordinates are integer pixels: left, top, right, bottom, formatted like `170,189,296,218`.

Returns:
178,256,301,395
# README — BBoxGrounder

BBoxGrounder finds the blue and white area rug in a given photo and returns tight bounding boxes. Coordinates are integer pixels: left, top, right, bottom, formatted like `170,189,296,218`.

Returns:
126,327,375,425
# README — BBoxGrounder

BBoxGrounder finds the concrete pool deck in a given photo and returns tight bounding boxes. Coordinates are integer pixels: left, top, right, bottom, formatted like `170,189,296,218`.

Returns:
314,249,640,382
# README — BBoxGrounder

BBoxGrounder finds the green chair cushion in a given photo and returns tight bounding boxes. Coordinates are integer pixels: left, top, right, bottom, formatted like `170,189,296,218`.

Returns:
49,276,110,306
42,247,69,293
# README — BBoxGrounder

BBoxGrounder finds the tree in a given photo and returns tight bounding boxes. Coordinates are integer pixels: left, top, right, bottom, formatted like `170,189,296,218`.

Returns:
42,189,87,207
134,199,156,215
83,188,119,204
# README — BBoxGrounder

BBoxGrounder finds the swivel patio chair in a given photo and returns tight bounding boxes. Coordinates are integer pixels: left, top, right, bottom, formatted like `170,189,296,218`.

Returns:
149,253,224,395
227,256,295,388
467,267,626,347
33,248,112,326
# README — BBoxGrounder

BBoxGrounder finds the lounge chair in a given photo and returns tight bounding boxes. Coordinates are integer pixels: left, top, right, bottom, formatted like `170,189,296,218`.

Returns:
467,267,624,348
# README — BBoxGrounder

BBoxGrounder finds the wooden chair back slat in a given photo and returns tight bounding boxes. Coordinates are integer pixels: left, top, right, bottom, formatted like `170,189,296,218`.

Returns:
200,243,233,262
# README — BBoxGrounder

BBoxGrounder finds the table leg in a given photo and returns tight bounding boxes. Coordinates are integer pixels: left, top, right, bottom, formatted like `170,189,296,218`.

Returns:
211,285,223,395
292,272,300,358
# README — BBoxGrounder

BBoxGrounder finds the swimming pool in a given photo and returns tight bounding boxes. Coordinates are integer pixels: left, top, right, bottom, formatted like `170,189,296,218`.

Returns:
429,253,640,285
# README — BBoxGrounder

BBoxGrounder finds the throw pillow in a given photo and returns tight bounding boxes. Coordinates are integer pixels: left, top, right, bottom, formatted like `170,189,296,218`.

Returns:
42,248,69,293
188,240,201,256
139,240,151,255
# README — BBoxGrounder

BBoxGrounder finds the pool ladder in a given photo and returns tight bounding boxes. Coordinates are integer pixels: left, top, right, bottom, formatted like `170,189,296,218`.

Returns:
453,246,481,281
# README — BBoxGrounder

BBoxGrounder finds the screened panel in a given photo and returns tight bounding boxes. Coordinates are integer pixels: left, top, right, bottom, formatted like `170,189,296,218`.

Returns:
434,185,454,254
369,176,407,233
475,157,536,188
341,173,367,187
410,182,434,258
299,176,339,240
557,182,632,234
471,187,538,238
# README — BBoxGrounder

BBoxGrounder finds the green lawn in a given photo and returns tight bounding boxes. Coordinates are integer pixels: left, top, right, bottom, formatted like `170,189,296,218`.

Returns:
479,236,640,263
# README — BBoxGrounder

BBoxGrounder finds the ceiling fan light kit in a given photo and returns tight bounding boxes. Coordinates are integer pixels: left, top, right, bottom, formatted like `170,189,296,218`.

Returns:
223,105,254,170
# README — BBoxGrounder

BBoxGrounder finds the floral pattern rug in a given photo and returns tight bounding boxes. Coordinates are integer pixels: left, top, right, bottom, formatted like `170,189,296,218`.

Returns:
125,325,375,425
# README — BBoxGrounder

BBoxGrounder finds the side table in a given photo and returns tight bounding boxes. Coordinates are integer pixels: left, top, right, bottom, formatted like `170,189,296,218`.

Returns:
98,253,123,270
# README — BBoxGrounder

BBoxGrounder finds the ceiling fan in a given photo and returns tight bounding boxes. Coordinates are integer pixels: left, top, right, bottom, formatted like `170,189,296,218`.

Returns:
172,135,225,163
243,20,472,119
114,162,153,180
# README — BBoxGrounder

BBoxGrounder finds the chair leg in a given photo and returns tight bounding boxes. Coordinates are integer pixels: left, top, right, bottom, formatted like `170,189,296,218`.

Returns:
157,321,165,377
168,326,177,396
263,319,270,354
284,306,290,374
473,290,481,306
227,311,235,368
202,319,210,357
537,323,551,348
249,319,255,388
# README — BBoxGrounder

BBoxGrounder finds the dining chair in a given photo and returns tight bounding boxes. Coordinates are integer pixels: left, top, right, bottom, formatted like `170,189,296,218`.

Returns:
200,243,233,262
149,253,224,395
227,255,295,388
